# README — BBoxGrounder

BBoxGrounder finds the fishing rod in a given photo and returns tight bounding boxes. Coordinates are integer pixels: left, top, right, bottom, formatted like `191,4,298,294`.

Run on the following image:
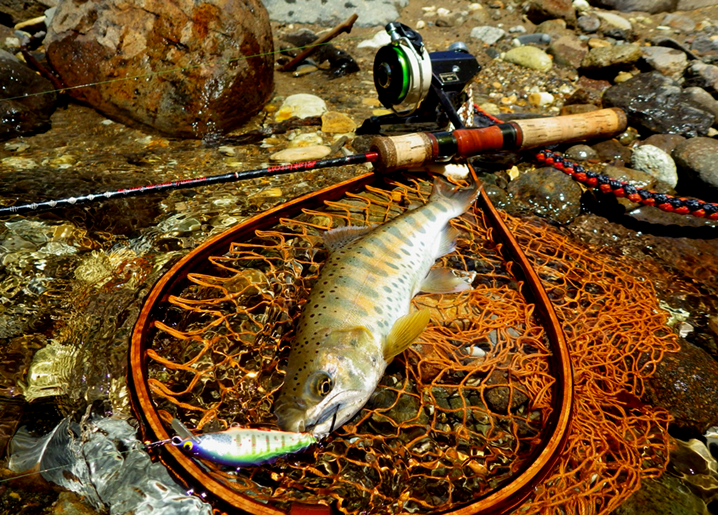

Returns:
0,108,626,216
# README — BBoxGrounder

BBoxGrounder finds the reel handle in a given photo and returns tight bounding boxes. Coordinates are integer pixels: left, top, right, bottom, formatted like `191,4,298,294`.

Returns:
370,108,627,172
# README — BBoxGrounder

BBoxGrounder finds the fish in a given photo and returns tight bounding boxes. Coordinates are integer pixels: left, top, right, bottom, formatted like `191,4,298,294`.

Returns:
171,418,317,468
274,175,480,435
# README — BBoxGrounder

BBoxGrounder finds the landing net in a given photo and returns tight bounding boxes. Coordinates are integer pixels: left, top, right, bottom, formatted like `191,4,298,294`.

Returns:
138,175,677,514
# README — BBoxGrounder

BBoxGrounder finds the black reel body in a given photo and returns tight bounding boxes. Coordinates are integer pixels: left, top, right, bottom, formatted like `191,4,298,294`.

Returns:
359,22,481,134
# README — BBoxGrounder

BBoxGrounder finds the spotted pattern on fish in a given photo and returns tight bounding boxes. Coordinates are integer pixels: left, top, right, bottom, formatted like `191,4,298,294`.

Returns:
274,176,480,434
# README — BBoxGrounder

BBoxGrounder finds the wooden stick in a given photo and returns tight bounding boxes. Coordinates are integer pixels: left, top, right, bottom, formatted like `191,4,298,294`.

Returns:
279,13,359,71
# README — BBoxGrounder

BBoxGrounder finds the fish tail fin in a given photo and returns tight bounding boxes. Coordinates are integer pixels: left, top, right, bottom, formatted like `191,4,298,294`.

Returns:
430,173,480,215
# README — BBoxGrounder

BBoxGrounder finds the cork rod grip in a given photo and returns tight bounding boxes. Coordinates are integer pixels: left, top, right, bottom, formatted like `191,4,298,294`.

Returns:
513,108,627,150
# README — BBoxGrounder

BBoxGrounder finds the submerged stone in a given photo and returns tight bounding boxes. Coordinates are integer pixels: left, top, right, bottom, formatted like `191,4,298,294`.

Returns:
44,0,274,140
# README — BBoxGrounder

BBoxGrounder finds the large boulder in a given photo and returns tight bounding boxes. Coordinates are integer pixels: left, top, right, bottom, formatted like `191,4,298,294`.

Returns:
44,0,274,140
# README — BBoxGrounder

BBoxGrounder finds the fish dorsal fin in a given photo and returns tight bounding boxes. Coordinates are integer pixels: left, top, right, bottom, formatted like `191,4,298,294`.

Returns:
322,225,373,252
171,418,199,442
420,267,473,294
384,309,431,361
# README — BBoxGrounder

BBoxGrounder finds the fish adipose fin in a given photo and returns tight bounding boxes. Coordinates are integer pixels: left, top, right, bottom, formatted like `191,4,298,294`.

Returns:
384,309,431,361
323,225,373,252
420,268,473,294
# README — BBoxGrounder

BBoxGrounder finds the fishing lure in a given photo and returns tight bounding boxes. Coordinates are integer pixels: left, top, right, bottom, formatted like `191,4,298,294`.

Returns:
170,418,317,468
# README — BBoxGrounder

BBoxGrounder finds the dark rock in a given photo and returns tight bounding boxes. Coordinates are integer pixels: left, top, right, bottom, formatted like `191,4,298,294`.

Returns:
640,133,686,154
682,87,718,124
564,144,598,161
612,474,710,515
0,0,51,25
548,34,588,68
484,370,529,414
643,340,718,434
661,12,697,33
589,0,678,14
566,75,611,106
591,139,632,164
523,0,576,27
505,166,583,225
534,18,573,39
44,0,274,140
672,137,718,193
602,71,714,137
0,50,57,141
690,33,718,60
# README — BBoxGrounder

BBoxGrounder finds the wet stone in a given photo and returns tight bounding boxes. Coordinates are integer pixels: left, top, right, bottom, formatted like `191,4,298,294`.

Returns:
523,0,576,26
566,75,611,106
0,50,57,142
591,139,631,164
564,144,598,162
641,133,686,154
682,87,718,124
672,137,718,193
321,111,356,134
643,340,718,434
269,145,331,162
630,144,678,188
602,71,715,137
505,166,583,225
684,61,718,95
44,0,274,140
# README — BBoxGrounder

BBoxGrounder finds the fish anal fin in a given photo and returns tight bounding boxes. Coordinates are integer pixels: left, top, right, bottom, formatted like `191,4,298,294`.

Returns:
384,309,431,361
420,268,473,294
322,225,373,252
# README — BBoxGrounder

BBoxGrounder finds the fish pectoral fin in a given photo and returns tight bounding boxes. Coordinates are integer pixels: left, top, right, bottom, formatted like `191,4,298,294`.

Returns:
420,268,473,294
322,225,373,252
384,309,431,361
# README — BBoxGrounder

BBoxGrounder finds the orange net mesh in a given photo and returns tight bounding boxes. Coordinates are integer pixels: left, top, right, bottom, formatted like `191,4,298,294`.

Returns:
142,176,678,514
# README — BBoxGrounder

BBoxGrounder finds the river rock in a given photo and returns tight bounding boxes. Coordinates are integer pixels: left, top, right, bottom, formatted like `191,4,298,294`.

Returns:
577,14,601,33
690,33,718,60
684,61,718,95
502,46,553,72
602,71,715,137
630,145,678,188
641,133,686,154
564,144,598,161
505,167,583,225
581,43,642,70
682,87,718,124
275,94,327,122
549,34,588,68
643,340,718,434
270,145,331,162
672,137,718,192
321,111,356,134
470,26,506,45
262,0,408,26
0,0,53,25
589,0,678,13
641,46,689,80
0,50,57,142
44,0,274,140
591,139,632,164
596,11,633,32
523,0,576,26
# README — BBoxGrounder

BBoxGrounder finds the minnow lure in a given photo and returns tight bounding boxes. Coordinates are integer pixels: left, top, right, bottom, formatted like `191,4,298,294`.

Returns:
170,418,317,468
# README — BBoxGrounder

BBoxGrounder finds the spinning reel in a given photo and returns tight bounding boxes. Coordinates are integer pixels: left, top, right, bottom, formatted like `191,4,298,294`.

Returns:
358,22,481,134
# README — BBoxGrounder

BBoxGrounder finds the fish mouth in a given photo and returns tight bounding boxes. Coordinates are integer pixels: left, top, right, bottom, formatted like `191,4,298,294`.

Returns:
275,389,366,435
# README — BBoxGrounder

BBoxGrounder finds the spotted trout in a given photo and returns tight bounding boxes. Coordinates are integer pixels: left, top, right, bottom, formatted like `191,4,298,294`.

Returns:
274,175,480,435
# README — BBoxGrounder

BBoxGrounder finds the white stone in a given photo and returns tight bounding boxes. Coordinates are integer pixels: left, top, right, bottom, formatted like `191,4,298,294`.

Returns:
275,94,327,122
631,145,678,188
357,30,392,50
596,11,633,32
470,26,506,45
270,145,332,162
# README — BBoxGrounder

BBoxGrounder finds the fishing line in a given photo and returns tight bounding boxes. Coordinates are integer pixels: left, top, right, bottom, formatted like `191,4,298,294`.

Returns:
0,436,174,484
1,35,367,104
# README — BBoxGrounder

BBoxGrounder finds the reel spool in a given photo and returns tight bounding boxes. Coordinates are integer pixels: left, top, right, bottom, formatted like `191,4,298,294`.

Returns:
373,22,432,113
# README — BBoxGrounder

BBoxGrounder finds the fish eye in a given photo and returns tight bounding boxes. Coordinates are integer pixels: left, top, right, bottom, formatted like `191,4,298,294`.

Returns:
310,372,334,398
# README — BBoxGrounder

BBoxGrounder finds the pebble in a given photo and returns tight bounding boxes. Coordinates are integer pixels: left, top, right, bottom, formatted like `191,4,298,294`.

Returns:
630,145,678,188
581,43,642,69
357,30,392,50
642,46,688,80
661,12,697,33
577,14,601,33
1,156,38,169
641,134,686,154
470,26,506,45
528,91,554,106
672,137,718,192
321,111,356,134
549,34,589,68
685,61,718,95
596,11,633,32
275,94,327,122
682,87,718,123
502,46,553,72
269,145,332,162
564,144,598,161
